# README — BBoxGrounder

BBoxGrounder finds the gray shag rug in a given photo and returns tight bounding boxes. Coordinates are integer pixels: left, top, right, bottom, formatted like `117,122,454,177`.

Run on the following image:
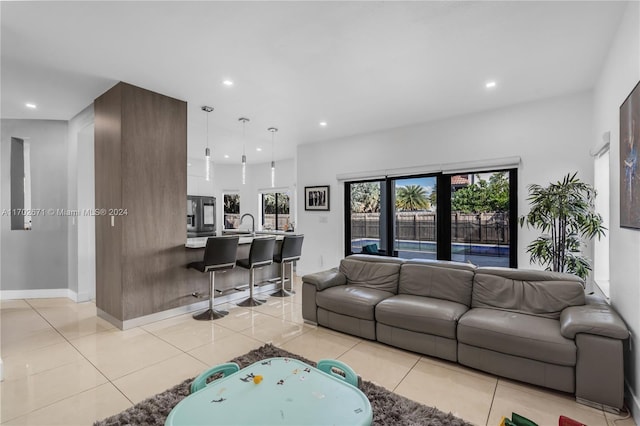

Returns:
95,344,473,426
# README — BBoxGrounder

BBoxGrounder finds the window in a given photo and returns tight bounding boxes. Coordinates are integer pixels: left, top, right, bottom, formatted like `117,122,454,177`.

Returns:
594,148,610,297
450,171,512,267
345,169,517,267
346,180,388,255
392,176,437,259
262,192,291,231
223,193,240,229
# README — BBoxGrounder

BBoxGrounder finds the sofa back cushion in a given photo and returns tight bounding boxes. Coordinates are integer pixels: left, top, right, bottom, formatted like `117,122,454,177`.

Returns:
339,255,403,294
398,259,476,306
472,267,585,319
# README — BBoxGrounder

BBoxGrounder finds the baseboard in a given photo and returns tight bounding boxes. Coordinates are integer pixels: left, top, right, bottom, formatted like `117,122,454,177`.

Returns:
117,300,210,330
576,397,620,415
99,282,281,330
625,379,640,424
75,291,92,302
0,288,78,301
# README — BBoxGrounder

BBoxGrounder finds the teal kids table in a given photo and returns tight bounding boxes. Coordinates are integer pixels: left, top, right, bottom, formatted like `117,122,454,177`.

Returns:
165,357,373,426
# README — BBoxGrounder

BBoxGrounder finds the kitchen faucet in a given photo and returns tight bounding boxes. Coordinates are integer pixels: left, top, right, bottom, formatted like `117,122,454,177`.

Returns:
240,213,255,236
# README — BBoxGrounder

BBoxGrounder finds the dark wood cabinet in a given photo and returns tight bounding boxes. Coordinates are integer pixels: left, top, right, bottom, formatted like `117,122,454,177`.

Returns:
94,82,187,325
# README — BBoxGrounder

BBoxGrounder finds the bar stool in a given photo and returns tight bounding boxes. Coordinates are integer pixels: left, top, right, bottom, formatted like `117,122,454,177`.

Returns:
271,234,304,297
236,236,276,307
188,236,240,320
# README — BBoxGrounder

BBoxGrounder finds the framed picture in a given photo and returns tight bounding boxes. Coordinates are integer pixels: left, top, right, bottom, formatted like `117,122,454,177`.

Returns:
305,185,330,211
621,80,640,229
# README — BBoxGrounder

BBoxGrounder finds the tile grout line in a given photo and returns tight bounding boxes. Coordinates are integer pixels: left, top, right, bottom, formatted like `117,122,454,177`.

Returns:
93,326,204,386
135,302,309,379
333,335,363,360
391,355,421,393
4,299,135,423
484,378,499,426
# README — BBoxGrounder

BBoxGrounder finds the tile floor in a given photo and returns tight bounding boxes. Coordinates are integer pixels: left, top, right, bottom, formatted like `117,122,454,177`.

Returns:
0,277,635,426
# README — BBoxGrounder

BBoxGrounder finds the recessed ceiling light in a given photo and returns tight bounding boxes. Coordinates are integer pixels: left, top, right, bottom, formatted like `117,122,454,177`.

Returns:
224,154,229,159
187,162,192,167
319,121,327,127
222,80,234,86
256,147,262,152
485,81,497,89
25,103,37,109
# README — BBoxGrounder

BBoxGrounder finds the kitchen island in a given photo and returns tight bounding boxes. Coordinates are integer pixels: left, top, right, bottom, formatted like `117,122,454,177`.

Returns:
97,233,296,330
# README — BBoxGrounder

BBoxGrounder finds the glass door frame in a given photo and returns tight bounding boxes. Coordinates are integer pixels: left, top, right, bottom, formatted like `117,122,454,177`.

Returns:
344,178,389,256
442,169,518,268
344,168,518,268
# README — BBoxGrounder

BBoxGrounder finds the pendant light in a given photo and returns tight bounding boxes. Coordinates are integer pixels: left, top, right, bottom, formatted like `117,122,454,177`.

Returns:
239,117,250,185
268,127,278,188
201,106,214,181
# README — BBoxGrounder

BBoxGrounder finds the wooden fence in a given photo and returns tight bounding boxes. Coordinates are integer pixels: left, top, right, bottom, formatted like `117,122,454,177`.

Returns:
351,212,509,244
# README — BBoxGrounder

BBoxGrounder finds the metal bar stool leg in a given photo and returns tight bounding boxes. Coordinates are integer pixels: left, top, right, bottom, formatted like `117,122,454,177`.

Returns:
193,271,229,320
271,262,292,297
288,261,296,294
237,268,266,307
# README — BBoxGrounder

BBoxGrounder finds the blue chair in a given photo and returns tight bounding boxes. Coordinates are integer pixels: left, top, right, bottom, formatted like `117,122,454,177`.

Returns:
190,362,240,394
317,359,360,388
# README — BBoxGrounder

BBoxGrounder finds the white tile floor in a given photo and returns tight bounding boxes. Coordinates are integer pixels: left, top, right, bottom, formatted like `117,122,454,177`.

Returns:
0,278,635,426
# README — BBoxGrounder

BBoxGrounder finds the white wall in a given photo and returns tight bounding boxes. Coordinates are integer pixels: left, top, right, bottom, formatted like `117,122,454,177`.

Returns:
188,158,296,235
296,91,594,275
1,119,69,291
592,1,640,418
76,125,96,301
67,105,94,300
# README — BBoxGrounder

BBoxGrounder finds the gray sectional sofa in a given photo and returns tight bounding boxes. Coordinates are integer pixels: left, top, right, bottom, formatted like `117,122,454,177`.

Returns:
301,254,629,413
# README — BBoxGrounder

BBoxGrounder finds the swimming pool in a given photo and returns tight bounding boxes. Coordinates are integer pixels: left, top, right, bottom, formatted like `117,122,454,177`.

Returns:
352,238,510,267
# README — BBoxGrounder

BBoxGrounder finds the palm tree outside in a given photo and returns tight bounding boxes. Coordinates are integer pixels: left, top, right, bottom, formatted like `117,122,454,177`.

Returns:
396,185,430,211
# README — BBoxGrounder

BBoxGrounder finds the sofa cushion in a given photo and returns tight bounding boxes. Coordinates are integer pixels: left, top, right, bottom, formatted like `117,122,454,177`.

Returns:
472,267,585,319
346,254,406,265
339,257,402,294
376,294,468,339
458,308,576,366
316,286,394,321
399,260,475,306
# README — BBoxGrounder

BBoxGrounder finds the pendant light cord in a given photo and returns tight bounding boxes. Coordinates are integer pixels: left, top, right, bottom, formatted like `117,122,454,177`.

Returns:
239,117,250,185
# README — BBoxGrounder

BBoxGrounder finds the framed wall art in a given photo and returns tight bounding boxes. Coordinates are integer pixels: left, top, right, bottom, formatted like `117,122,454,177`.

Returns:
621,80,640,229
305,185,330,211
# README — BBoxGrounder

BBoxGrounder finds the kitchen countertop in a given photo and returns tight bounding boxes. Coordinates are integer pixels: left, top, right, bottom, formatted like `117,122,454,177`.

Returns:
223,230,295,236
185,234,287,249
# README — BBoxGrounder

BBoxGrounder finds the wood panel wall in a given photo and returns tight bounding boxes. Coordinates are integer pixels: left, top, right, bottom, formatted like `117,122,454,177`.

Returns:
94,84,124,320
95,82,187,322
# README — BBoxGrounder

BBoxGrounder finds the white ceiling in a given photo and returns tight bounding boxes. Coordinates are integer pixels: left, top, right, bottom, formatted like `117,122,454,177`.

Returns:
0,1,626,164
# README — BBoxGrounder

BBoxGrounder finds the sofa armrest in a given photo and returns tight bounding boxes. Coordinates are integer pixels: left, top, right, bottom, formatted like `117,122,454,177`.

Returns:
302,268,347,291
560,303,629,340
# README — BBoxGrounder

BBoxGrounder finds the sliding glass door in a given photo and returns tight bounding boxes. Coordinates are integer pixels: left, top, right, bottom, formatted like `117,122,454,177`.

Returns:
392,176,438,260
450,171,513,267
345,180,388,255
345,169,517,267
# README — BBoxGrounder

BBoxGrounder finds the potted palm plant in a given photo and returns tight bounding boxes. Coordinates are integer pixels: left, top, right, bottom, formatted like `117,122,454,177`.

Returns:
519,172,606,280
